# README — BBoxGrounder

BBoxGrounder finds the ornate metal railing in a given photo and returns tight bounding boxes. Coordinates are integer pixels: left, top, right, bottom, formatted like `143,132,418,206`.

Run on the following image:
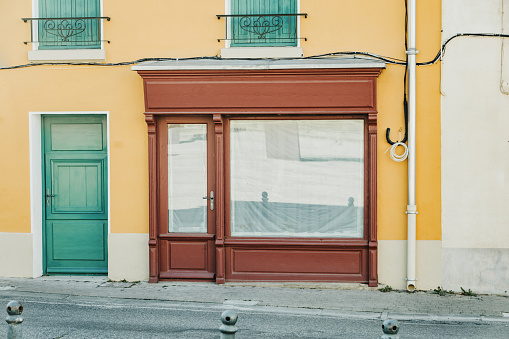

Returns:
22,16,110,48
217,13,307,45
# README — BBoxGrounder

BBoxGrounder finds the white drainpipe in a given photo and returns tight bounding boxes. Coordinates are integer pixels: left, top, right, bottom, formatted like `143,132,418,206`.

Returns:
406,0,418,292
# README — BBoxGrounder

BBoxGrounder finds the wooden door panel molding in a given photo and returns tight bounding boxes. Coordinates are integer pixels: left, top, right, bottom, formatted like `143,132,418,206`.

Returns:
140,66,382,285
159,239,215,276
47,157,106,216
229,249,365,275
47,220,107,261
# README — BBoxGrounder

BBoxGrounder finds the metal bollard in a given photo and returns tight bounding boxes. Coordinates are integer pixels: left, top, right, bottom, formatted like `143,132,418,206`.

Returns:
220,310,238,339
381,318,399,338
6,301,23,339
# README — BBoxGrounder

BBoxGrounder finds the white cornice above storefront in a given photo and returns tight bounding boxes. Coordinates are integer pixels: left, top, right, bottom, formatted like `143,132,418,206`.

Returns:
131,57,386,71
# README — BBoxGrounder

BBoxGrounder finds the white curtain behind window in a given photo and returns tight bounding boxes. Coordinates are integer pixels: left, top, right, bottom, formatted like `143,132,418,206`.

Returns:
230,120,364,238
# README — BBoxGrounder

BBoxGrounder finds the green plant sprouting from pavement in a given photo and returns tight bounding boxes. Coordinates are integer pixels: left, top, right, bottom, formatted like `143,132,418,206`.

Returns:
460,287,477,296
379,285,393,292
433,286,454,296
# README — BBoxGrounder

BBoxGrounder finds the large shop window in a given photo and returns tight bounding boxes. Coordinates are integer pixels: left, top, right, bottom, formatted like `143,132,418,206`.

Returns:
229,119,364,238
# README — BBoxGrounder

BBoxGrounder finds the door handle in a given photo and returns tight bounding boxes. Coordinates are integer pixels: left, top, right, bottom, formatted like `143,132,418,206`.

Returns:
46,189,56,207
203,191,214,211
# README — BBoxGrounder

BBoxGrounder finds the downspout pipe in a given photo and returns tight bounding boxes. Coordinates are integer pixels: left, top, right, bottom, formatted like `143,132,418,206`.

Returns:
406,0,418,292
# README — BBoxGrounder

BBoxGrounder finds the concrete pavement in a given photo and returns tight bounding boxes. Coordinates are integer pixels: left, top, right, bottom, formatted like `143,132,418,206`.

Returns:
1,276,509,324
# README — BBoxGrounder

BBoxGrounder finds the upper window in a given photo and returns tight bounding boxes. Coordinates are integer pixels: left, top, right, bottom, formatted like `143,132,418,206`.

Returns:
231,0,298,47
38,0,101,49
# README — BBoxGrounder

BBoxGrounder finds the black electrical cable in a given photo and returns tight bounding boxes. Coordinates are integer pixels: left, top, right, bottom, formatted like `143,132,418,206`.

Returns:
0,56,222,70
417,33,509,66
3,32,509,70
386,0,409,146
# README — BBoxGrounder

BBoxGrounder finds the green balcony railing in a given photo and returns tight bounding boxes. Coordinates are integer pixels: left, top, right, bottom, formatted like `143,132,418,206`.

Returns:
217,13,307,46
22,16,110,49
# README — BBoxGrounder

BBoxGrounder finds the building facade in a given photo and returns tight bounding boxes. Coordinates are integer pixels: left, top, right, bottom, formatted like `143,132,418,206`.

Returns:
441,0,509,294
1,1,448,291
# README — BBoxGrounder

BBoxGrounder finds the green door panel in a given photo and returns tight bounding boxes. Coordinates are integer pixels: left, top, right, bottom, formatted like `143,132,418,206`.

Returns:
39,0,101,50
44,115,107,152
42,115,107,274
46,220,108,267
50,123,104,151
46,156,106,218
231,0,297,46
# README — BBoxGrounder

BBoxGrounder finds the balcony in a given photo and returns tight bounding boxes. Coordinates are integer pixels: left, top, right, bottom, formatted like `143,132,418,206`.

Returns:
217,13,307,46
22,16,110,49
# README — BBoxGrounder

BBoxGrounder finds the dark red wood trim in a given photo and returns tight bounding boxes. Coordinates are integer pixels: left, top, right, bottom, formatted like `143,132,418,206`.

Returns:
145,114,159,283
139,108,377,115
138,68,382,112
137,68,383,77
224,238,368,247
368,112,378,286
158,233,215,240
225,247,369,282
139,66,383,285
159,271,215,280
213,113,226,284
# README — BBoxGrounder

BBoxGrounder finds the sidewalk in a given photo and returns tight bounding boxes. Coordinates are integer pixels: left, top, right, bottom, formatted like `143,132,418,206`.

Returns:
1,276,508,323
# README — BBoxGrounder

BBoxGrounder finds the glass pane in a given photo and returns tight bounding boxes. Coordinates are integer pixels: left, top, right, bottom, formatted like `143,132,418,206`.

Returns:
168,124,207,233
230,120,364,238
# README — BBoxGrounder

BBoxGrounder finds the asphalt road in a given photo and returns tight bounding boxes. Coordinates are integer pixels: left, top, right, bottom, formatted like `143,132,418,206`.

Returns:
2,293,508,338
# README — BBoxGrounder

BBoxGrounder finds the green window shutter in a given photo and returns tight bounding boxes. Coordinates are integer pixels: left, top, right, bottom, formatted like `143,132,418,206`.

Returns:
231,0,297,47
39,0,100,50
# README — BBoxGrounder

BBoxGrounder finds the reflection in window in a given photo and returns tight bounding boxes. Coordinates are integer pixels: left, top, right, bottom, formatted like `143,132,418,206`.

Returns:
167,124,207,233
230,120,364,238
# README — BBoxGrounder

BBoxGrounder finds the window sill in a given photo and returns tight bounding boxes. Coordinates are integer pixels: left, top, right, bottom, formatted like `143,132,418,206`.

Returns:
220,47,303,59
28,49,106,63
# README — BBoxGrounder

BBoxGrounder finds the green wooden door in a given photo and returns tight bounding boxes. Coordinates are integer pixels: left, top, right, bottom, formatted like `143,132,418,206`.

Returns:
42,115,108,274
231,0,297,46
39,0,101,49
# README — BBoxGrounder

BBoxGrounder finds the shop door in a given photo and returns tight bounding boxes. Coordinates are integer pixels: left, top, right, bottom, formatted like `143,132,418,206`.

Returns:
42,115,108,274
157,117,216,280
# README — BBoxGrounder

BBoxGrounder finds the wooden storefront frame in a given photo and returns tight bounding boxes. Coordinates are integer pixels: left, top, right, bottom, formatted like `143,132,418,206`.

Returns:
138,67,382,286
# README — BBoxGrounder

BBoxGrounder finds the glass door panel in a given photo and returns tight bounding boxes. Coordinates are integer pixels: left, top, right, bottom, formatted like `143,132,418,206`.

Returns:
230,119,364,238
167,124,208,233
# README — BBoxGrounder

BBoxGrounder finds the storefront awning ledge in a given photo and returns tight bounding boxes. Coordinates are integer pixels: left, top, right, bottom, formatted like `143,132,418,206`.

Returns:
131,57,386,71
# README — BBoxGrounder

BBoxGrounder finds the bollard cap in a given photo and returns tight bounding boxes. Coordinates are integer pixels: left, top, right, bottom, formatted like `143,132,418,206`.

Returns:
6,301,23,316
221,310,238,326
382,318,399,334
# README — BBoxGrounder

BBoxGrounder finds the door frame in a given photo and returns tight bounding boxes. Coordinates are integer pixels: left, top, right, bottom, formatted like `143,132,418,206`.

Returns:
29,111,110,277
155,115,217,280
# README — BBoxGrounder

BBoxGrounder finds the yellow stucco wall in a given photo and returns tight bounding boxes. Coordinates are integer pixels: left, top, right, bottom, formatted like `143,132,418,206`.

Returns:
0,1,441,240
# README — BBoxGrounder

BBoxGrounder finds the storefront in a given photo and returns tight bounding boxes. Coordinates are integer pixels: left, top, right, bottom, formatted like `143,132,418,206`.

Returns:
134,58,384,286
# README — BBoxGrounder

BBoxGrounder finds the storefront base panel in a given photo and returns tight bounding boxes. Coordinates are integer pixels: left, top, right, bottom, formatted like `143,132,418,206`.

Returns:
225,244,368,283
108,233,149,282
378,240,442,290
0,233,34,278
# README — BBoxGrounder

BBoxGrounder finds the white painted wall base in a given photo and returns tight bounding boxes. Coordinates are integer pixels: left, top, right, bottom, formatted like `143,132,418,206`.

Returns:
0,233,34,277
378,240,442,290
108,233,149,282
442,248,509,295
